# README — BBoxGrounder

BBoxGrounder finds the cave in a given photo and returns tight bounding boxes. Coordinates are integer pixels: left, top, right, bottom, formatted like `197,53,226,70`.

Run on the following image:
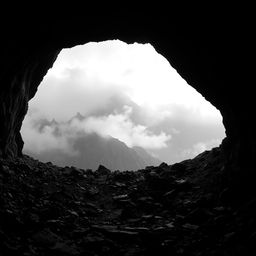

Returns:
0,9,255,255
1,11,254,188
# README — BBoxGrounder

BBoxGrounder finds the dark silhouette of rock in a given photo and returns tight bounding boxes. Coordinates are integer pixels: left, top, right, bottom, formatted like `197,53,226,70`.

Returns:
1,147,255,255
95,164,111,176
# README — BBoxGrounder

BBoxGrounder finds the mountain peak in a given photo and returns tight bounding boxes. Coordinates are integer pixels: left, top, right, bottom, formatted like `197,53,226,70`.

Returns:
74,112,84,121
26,132,162,171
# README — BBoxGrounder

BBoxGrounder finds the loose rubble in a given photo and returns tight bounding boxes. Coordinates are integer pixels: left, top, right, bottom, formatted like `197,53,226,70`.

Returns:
0,147,255,255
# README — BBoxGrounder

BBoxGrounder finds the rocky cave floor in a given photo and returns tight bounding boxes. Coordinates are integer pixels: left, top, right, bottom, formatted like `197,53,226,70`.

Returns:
1,147,256,256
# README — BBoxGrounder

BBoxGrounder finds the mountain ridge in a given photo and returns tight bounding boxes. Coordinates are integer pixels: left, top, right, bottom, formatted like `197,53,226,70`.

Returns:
24,115,161,171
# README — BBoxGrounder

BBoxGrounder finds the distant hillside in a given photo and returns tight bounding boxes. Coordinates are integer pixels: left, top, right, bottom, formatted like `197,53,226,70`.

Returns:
26,132,161,171
132,146,161,166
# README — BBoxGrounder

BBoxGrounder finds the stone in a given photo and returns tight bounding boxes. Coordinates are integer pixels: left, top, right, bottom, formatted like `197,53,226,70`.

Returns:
107,230,139,237
174,179,192,190
165,222,175,228
32,228,60,247
96,165,111,176
62,167,73,175
0,165,14,176
145,171,172,192
113,194,129,200
123,226,150,233
51,242,79,255
185,208,213,224
223,231,236,244
163,189,177,201
159,162,169,168
1,136,256,255
171,163,186,172
182,223,199,231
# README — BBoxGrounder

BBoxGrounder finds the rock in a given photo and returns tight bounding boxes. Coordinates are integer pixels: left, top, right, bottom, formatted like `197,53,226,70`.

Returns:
114,181,126,188
32,228,60,247
171,163,186,172
159,162,169,168
51,242,79,255
163,189,177,201
68,166,84,177
106,230,139,238
141,214,154,220
87,186,99,196
0,209,24,232
195,193,215,207
96,165,111,176
84,169,93,175
42,182,60,194
213,206,226,212
62,167,73,175
120,205,140,220
123,226,150,233
113,194,129,200
24,212,40,228
165,222,175,228
67,210,79,218
174,179,192,190
82,233,106,247
185,208,213,224
145,171,172,192
182,223,199,231
0,145,255,255
91,224,118,230
153,226,169,234
17,162,33,172
249,232,256,249
0,165,14,176
223,231,236,244
137,196,153,202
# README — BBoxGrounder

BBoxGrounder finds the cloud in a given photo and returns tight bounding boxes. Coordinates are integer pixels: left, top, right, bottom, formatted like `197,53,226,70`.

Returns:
21,114,78,156
22,106,171,156
29,67,132,122
71,106,171,149
30,40,222,125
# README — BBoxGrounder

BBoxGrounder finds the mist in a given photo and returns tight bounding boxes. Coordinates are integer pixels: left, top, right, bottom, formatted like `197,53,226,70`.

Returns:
22,106,171,156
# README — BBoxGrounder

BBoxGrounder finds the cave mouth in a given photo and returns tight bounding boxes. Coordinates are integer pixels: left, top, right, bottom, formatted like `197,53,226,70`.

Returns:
3,13,255,255
21,40,225,171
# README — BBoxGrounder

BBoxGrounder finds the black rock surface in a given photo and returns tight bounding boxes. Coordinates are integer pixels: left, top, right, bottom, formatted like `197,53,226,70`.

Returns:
1,147,255,255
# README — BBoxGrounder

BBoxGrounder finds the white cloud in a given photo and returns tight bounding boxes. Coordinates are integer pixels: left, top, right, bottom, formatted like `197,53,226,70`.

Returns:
22,106,171,156
71,106,171,149
22,114,78,156
30,40,222,124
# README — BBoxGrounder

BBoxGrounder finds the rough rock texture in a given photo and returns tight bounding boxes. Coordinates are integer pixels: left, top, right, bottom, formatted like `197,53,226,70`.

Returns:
0,10,254,186
2,147,256,255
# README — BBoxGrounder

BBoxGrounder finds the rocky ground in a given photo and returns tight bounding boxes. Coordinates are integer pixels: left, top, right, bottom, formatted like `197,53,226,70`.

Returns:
1,147,256,255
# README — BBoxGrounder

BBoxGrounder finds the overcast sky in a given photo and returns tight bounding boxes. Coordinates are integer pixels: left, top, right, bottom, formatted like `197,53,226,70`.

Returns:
21,40,225,164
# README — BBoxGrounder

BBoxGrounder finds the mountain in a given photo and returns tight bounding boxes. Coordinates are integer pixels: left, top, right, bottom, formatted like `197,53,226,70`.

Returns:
26,132,161,171
132,146,161,166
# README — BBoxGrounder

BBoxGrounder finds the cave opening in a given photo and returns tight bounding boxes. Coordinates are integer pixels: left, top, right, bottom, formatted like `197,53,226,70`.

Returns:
2,11,255,254
20,40,225,171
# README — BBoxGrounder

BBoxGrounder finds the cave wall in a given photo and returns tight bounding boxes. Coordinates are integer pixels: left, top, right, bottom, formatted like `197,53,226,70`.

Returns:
0,10,254,184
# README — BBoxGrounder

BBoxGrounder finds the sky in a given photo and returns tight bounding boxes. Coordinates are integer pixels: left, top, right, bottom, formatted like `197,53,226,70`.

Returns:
21,40,225,164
